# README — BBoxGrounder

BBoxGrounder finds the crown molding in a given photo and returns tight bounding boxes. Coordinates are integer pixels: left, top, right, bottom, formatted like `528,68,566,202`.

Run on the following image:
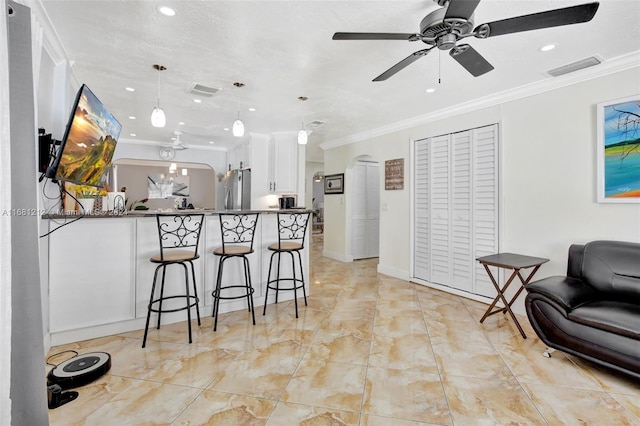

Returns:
320,50,640,151
118,138,227,152
22,0,66,65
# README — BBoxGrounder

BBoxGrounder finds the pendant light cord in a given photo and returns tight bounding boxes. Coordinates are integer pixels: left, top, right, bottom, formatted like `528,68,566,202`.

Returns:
156,70,161,108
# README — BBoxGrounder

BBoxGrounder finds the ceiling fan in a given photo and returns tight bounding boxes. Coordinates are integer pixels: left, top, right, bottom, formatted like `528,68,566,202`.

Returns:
167,130,189,151
332,0,599,81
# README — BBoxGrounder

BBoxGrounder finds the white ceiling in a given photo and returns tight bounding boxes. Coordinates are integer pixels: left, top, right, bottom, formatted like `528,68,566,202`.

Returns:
32,0,640,162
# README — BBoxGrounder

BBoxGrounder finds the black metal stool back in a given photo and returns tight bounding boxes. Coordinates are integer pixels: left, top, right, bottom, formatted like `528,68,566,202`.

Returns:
274,212,311,250
218,213,259,254
212,213,260,331
143,214,204,348
263,212,311,318
156,214,204,261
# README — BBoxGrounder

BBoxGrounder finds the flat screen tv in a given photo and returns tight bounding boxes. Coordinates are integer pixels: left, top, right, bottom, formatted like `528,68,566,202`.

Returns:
47,84,121,187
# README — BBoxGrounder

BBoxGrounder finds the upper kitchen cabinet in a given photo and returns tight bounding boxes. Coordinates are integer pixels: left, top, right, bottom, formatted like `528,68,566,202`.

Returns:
269,132,297,193
226,140,251,170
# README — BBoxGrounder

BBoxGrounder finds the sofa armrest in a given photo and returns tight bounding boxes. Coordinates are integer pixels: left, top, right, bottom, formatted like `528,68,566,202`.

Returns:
526,276,598,311
567,244,585,280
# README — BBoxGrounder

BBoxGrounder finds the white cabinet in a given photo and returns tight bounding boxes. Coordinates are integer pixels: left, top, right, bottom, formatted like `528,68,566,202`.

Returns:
413,124,499,298
351,161,380,259
49,218,136,333
226,140,251,170
268,133,297,193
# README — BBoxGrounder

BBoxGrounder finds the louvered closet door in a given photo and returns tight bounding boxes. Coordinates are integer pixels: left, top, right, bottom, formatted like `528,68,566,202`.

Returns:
413,124,498,297
451,130,473,292
429,135,451,286
414,139,430,281
472,124,499,297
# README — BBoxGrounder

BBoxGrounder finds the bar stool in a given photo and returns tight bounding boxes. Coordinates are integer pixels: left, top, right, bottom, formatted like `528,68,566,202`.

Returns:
263,212,311,318
212,213,259,331
143,214,204,348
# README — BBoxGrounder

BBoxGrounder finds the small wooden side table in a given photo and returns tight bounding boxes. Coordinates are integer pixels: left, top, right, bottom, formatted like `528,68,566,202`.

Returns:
476,253,549,338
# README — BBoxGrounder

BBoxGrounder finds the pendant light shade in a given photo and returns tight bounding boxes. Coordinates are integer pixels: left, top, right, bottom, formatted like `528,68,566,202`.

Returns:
297,129,307,145
151,65,166,128
297,121,307,145
151,107,166,128
232,111,244,137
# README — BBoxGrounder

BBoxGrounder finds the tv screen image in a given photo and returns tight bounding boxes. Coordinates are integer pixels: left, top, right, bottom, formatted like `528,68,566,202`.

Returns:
53,84,121,187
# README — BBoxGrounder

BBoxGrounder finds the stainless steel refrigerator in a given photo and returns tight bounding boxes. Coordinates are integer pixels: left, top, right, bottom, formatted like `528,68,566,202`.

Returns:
224,168,251,210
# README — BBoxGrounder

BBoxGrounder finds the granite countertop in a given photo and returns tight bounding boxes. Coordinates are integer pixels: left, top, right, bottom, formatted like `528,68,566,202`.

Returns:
43,208,314,219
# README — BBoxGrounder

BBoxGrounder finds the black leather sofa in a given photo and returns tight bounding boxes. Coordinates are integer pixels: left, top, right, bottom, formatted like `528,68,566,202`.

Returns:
525,240,640,380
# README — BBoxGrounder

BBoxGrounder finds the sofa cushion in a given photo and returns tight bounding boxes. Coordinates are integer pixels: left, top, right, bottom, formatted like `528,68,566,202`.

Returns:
568,300,640,340
581,241,640,301
526,276,597,311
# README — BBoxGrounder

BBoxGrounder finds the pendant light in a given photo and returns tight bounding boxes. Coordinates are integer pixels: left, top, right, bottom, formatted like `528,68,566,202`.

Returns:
297,121,307,145
232,111,244,137
151,64,166,128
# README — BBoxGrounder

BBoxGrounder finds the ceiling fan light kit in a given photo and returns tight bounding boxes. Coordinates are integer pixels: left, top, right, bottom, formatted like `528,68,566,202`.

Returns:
332,0,599,81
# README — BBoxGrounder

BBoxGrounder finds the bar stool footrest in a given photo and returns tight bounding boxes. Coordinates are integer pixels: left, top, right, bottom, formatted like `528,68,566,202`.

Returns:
148,295,199,314
265,278,305,292
212,285,255,301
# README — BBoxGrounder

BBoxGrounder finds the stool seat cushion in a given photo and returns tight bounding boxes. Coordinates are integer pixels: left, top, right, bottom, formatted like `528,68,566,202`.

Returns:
150,250,198,262
213,245,253,255
268,241,303,251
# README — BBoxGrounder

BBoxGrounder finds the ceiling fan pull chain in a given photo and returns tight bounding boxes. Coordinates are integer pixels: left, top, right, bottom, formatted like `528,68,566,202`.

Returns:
438,49,442,84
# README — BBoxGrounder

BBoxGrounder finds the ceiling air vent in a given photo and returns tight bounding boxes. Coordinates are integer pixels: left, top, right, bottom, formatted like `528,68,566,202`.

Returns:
186,82,221,97
547,56,603,77
305,120,326,130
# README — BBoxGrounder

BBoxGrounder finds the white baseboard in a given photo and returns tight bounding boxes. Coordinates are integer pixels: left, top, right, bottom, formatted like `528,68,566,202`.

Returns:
377,264,410,281
322,249,353,262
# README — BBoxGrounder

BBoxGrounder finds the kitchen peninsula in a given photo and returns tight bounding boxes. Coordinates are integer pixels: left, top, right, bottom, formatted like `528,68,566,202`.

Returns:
45,209,312,345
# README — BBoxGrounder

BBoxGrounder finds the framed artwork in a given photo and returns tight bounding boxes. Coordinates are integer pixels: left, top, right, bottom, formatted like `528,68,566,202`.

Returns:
324,173,344,194
597,95,640,203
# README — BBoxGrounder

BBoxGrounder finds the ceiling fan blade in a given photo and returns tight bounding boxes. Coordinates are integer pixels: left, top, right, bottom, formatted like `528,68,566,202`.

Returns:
373,48,434,82
445,0,481,20
333,32,417,41
449,44,494,77
475,2,599,38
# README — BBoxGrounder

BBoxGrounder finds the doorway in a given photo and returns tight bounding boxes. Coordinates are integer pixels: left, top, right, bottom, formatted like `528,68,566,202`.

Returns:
351,160,380,259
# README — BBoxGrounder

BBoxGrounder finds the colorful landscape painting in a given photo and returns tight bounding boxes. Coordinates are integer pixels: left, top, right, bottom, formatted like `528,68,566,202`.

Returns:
56,85,121,187
601,97,640,201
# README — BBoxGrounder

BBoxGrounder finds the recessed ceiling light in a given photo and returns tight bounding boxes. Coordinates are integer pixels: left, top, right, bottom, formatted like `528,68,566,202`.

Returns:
223,128,229,131
125,87,135,92
539,44,557,52
157,6,175,16
248,108,256,112
425,88,435,93
130,133,136,137
193,99,202,103
128,116,136,120
178,121,185,125
209,141,214,144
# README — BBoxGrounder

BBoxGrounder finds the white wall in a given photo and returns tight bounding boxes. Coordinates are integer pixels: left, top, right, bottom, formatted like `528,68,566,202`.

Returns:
324,67,640,314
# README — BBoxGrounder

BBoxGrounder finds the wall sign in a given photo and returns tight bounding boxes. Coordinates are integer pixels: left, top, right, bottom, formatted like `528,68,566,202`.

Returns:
385,158,404,190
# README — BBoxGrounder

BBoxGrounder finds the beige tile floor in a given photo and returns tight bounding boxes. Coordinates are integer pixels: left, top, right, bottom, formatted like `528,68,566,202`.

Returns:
47,236,640,425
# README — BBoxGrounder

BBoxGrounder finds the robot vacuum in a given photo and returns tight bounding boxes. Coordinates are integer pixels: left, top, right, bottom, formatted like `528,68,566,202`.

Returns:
47,352,111,390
